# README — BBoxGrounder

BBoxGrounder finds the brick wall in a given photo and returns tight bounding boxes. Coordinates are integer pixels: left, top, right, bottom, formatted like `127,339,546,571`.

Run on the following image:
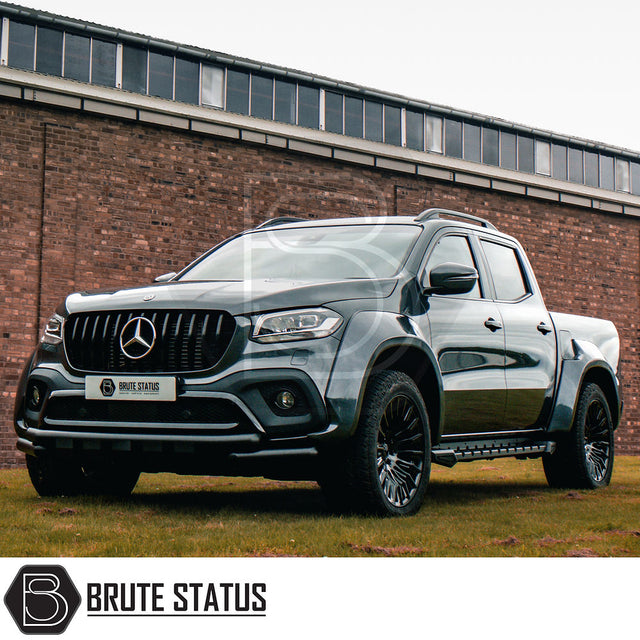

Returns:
0,98,638,467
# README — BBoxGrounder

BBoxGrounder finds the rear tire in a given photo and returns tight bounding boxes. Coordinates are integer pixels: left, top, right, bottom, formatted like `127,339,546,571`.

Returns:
320,370,431,516
543,383,614,489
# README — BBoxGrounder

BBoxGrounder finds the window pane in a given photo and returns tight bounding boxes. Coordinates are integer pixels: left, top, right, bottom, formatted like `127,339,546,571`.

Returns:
445,119,462,158
148,51,173,99
500,132,516,170
344,96,363,138
405,110,424,151
384,105,401,146
632,163,640,196
64,33,90,82
201,65,224,107
615,158,630,193
535,140,551,175
463,123,481,162
426,235,481,298
426,115,443,153
226,69,249,115
274,79,296,124
482,128,499,166
91,39,116,87
36,27,62,76
297,85,319,128
8,21,34,70
250,74,273,119
518,135,534,173
584,151,598,187
568,148,583,184
325,91,343,134
365,101,382,142
599,155,614,191
481,241,528,301
174,57,198,104
552,144,567,180
121,46,146,94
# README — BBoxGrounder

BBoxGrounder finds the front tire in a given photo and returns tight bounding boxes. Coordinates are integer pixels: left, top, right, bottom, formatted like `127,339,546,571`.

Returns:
543,382,614,489
321,370,431,516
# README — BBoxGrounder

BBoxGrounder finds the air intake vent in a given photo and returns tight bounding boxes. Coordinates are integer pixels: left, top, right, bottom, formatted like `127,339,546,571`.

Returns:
64,310,235,373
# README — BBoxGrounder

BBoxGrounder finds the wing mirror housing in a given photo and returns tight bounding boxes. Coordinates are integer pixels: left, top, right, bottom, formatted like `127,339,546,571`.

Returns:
422,262,478,295
154,272,177,283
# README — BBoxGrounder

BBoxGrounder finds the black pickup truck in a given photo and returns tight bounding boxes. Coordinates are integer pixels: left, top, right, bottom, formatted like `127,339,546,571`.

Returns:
14,208,621,515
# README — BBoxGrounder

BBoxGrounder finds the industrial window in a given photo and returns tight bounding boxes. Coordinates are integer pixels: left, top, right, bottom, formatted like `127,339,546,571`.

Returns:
63,33,90,82
35,27,62,76
174,57,199,105
325,91,343,134
297,85,319,128
500,132,516,170
481,241,528,301
482,128,499,166
91,39,116,87
226,69,249,115
463,123,481,162
364,101,382,142
616,158,630,193
445,119,462,158
426,115,443,153
344,96,363,138
8,21,34,70
201,65,224,108
599,155,614,191
584,151,598,187
384,105,401,146
149,51,173,99
518,135,534,173
535,140,551,176
274,79,296,124
568,147,583,184
405,110,424,151
552,144,567,180
632,163,640,196
250,74,273,119
122,45,147,93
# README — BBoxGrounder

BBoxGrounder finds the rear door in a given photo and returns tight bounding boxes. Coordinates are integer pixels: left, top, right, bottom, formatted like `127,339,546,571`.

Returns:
420,231,507,435
477,236,557,429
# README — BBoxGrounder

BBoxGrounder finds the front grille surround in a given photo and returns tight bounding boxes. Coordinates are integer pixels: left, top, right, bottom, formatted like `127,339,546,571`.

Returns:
63,309,236,374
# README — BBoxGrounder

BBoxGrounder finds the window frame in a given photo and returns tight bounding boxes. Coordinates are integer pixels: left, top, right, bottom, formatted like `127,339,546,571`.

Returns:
477,237,532,303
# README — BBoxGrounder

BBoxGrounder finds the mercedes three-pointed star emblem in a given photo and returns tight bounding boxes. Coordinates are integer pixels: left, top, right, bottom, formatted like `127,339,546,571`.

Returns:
119,317,157,360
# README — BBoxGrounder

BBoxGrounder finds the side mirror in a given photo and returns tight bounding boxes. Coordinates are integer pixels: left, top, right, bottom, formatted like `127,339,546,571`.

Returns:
154,272,177,283
423,262,478,295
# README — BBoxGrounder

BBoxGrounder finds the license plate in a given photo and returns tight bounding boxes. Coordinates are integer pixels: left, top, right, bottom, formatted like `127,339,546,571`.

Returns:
85,376,176,401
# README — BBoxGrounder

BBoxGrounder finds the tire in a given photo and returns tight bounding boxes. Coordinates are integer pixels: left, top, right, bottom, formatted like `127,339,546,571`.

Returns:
320,370,431,516
543,382,614,489
26,454,83,497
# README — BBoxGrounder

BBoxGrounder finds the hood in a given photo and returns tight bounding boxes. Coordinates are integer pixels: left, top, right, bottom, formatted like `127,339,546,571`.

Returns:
64,278,398,316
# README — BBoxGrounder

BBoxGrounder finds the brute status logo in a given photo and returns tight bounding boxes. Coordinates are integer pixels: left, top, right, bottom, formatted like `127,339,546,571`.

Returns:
4,565,81,634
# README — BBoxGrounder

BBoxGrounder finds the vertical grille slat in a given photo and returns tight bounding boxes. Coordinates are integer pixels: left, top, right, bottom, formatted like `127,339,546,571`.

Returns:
64,309,235,373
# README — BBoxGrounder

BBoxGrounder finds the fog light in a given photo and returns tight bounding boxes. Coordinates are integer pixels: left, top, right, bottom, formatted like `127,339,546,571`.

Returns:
27,382,45,410
275,390,296,411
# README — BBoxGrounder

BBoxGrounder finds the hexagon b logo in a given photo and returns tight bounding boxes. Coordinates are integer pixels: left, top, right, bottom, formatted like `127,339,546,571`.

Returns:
4,565,81,634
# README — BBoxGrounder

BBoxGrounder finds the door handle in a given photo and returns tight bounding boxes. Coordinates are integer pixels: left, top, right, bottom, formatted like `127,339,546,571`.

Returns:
537,322,553,335
484,317,503,332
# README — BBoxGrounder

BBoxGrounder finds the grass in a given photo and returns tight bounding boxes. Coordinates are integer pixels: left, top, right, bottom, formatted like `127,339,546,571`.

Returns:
0,456,638,557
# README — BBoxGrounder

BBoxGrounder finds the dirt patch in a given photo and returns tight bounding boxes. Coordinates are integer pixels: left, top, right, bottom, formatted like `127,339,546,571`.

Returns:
346,543,427,556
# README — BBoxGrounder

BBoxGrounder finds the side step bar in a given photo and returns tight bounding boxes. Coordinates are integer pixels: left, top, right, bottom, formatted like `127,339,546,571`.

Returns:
432,440,556,468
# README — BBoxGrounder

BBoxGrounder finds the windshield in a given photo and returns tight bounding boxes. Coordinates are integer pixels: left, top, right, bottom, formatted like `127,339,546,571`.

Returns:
179,224,421,281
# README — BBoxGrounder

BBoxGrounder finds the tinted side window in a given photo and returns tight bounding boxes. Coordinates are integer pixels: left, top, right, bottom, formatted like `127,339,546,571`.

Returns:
425,235,481,299
481,241,529,301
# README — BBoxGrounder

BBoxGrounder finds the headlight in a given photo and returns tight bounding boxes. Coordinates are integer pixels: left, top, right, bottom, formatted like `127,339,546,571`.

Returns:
252,308,343,343
41,313,64,345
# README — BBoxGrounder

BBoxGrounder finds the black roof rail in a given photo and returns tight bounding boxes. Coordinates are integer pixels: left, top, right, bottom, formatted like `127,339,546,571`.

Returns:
255,216,307,229
414,208,496,230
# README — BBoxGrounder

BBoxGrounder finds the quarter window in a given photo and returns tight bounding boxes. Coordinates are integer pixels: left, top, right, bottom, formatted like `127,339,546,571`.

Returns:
481,241,529,301
425,235,481,299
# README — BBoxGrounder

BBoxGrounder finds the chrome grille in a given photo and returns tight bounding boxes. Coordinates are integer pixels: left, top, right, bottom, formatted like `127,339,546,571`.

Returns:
63,310,235,373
